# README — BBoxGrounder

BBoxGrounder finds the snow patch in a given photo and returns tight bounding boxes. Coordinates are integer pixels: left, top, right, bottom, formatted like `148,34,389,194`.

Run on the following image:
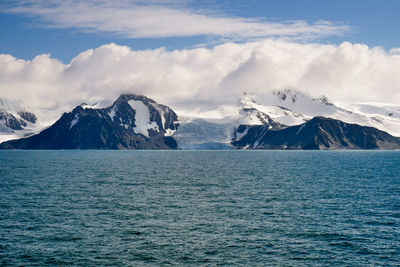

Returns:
149,102,166,130
165,128,176,136
128,100,159,137
240,93,308,126
70,113,79,129
108,105,117,120
296,124,305,135
234,127,249,140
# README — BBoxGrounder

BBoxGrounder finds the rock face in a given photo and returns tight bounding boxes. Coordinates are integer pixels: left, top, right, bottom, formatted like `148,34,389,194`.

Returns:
0,111,27,131
0,94,179,149
232,117,400,150
18,111,37,124
0,98,38,134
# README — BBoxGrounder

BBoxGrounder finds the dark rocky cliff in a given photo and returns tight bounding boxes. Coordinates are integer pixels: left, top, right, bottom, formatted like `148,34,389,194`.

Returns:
232,117,400,150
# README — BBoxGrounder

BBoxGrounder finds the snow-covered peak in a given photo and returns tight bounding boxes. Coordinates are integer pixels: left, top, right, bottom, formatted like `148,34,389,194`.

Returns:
239,92,309,126
269,89,339,115
79,100,111,110
263,89,400,136
313,95,334,106
107,94,179,137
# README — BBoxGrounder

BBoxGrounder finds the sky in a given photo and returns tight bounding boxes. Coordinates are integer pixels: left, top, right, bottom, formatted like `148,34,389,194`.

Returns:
1,0,400,121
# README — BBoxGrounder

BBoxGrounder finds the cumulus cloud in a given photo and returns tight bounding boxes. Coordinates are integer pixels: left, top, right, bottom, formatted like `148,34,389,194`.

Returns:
1,0,350,40
1,40,400,123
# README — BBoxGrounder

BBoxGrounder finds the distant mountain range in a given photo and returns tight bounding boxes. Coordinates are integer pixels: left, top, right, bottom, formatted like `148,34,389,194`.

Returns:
1,91,400,150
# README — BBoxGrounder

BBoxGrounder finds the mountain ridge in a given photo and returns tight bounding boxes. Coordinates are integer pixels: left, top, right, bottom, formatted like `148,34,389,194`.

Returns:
1,92,400,150
232,116,400,150
0,94,178,149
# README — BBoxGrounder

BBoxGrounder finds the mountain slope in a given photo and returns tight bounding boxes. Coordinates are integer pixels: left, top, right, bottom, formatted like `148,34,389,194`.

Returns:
232,117,400,150
0,98,40,143
174,93,298,149
267,89,400,137
174,91,400,149
0,94,178,149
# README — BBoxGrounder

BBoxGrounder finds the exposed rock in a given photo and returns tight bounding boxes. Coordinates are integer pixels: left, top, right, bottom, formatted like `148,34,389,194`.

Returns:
0,94,179,150
232,117,400,150
18,111,37,123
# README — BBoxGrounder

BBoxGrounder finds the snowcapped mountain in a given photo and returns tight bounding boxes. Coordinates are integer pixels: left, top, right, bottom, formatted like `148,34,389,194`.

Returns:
263,89,400,137
1,90,399,150
0,94,178,149
176,89,400,149
0,98,41,143
106,94,178,137
173,92,307,149
239,92,308,127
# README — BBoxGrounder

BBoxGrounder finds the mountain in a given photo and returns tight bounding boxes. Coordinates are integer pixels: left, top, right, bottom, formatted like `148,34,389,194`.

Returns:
239,92,309,127
0,98,40,143
0,94,178,149
264,89,400,137
2,91,400,150
174,92,311,149
174,91,400,149
232,117,400,150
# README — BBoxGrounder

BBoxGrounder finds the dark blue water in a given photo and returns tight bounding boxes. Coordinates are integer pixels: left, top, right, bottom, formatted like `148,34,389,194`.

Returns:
1,151,400,266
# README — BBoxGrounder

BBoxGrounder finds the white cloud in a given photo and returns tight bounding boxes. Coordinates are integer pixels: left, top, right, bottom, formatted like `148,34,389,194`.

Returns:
1,40,400,124
1,0,350,40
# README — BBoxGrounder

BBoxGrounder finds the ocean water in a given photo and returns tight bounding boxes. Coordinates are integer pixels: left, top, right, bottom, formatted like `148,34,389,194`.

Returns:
0,150,399,266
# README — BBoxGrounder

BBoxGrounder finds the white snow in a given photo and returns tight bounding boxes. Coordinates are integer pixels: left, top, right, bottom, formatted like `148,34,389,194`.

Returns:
128,100,159,137
240,94,309,126
69,113,80,129
175,89,400,149
165,128,176,136
248,89,400,137
149,103,166,129
0,134,19,143
108,105,118,120
0,98,45,143
296,124,305,135
234,126,249,140
80,100,111,110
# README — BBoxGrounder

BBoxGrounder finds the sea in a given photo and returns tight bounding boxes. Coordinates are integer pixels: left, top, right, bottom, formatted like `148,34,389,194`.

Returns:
1,150,399,266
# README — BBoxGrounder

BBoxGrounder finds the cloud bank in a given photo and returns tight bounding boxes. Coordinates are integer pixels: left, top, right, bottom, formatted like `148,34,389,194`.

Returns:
2,0,350,41
1,40,400,123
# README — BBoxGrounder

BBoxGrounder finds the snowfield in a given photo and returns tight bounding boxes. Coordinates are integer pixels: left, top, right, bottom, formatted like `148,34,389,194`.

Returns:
128,100,159,137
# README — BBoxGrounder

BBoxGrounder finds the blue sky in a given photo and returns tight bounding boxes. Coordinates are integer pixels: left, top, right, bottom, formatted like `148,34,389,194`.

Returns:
1,0,400,63
1,0,400,115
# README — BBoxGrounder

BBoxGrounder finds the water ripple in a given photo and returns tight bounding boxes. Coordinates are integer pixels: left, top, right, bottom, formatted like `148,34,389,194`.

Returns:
0,150,399,266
